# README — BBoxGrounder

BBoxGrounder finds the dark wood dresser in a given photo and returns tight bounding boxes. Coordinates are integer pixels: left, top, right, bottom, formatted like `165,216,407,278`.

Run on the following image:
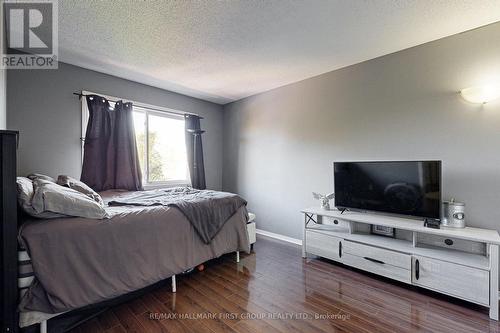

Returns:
0,130,19,333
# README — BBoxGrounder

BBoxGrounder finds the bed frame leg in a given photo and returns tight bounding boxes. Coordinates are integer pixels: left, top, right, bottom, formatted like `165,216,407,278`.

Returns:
40,320,47,333
236,251,240,263
171,274,176,293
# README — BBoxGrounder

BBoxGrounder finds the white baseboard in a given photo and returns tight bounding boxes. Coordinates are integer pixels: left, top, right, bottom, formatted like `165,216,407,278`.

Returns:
256,228,302,246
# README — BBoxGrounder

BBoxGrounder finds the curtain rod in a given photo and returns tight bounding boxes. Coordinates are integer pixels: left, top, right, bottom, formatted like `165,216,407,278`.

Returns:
73,92,202,119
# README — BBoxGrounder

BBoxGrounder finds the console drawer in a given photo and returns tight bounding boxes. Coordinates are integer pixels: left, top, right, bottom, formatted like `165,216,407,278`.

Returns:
342,253,411,284
343,240,411,270
305,230,342,261
412,256,489,305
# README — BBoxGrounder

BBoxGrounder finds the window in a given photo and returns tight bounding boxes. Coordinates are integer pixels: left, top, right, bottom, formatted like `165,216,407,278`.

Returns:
133,106,190,186
81,90,190,188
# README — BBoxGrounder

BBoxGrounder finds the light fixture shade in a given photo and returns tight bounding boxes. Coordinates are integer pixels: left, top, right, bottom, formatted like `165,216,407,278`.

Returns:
460,84,500,104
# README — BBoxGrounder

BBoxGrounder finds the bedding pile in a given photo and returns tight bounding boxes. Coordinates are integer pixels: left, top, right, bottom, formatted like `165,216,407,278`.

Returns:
16,174,108,219
108,187,247,243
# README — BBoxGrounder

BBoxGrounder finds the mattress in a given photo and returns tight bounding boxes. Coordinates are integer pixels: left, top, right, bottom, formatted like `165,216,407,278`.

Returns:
18,190,249,327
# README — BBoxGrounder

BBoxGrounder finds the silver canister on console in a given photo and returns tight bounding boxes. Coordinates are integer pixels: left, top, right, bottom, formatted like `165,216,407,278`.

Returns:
441,199,465,228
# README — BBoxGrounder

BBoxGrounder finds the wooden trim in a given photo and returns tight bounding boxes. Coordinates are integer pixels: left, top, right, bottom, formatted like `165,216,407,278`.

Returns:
256,228,302,246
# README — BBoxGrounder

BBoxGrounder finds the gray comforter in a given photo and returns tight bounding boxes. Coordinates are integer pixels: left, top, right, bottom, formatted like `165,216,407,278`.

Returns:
108,187,247,244
18,190,249,314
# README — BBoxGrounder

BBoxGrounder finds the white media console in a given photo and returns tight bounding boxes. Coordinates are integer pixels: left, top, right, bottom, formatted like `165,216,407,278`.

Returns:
301,207,500,320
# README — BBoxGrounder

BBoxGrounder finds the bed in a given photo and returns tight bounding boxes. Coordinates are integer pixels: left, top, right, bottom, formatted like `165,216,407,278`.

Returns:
16,188,250,332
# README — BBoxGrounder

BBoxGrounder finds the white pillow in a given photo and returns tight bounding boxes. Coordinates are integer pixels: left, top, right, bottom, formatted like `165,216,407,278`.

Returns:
30,179,109,219
27,173,56,183
16,177,65,219
56,175,104,207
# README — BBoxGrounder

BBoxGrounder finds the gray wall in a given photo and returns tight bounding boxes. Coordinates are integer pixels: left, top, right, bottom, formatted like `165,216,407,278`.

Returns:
7,62,224,190
223,22,500,240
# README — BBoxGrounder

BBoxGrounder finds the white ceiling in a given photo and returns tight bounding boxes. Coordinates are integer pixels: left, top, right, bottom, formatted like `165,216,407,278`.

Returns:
59,1,500,105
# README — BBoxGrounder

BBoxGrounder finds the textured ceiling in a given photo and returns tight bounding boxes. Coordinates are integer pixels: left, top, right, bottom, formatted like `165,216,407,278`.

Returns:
59,1,500,104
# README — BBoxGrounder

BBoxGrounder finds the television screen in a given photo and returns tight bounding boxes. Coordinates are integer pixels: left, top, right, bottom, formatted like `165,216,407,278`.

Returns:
334,161,441,219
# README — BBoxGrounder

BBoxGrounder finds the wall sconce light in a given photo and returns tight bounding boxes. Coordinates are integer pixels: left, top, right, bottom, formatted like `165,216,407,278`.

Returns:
460,84,500,104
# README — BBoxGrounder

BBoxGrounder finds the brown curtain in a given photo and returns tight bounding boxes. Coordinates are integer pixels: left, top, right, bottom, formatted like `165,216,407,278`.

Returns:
81,95,143,191
185,114,206,189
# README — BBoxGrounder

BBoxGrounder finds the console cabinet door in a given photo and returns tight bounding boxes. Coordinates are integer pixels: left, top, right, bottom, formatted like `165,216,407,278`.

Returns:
305,231,342,262
412,256,489,305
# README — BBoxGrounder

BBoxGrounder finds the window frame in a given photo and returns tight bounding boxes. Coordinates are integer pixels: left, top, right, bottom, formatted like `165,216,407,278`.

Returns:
133,106,191,188
81,90,192,189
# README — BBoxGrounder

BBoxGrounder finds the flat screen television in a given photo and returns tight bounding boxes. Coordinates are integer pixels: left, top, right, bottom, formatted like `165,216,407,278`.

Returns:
334,161,441,219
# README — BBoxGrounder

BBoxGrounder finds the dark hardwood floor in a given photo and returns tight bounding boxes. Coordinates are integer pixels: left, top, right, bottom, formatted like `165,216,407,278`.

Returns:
71,236,500,333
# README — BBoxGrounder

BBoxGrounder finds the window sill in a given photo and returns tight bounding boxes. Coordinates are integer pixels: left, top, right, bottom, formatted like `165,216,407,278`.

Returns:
143,182,191,190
